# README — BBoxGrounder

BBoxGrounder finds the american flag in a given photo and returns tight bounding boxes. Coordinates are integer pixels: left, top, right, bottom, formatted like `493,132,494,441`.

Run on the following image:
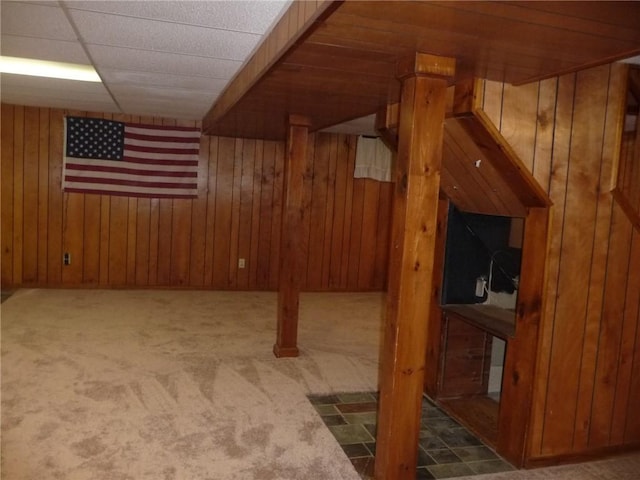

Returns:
63,116,200,198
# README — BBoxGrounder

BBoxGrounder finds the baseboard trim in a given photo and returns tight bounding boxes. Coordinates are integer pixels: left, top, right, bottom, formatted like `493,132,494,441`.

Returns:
525,443,640,469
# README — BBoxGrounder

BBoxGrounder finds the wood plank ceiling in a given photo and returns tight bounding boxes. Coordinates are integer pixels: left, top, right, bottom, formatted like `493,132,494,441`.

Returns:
203,1,640,140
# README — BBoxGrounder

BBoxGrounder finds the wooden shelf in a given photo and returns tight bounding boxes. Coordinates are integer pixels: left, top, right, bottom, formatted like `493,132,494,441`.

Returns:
442,304,516,340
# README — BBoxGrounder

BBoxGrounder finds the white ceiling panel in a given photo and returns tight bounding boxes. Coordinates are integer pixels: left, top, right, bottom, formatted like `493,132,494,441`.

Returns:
1,1,78,41
0,34,90,64
64,1,289,34
87,44,242,79
68,10,261,60
0,1,298,123
109,84,217,103
115,98,213,119
99,68,229,92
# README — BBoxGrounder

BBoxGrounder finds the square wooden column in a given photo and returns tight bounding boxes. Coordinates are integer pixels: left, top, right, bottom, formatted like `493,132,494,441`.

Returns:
274,114,311,358
375,53,455,480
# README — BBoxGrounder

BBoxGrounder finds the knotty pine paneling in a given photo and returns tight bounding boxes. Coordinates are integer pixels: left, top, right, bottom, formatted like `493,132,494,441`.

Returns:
0,104,390,291
481,62,639,461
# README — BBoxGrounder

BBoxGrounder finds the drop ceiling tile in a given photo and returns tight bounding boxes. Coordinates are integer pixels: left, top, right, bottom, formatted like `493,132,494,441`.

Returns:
118,102,210,120
1,1,78,41
109,84,216,103
98,68,229,93
1,34,91,64
87,44,242,79
65,1,290,34
115,98,210,119
68,9,261,60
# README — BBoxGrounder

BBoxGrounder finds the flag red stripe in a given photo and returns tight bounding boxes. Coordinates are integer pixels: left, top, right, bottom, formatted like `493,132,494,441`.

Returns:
64,163,197,177
125,132,199,143
122,156,198,166
65,175,197,189
124,144,199,155
125,123,200,132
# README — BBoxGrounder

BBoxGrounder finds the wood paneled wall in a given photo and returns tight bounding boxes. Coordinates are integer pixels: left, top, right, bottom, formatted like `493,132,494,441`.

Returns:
480,63,640,461
0,104,391,291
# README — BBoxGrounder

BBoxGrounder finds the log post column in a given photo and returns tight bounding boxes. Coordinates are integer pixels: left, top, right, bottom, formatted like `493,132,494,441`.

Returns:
375,53,455,480
274,114,311,358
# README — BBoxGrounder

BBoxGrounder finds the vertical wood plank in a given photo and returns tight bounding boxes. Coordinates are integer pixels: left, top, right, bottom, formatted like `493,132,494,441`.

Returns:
611,227,640,443
623,228,640,443
358,179,381,289
212,137,235,288
147,198,160,285
373,182,393,289
156,198,173,285
126,198,138,285
83,193,101,284
499,82,540,172
329,135,349,288
98,195,111,285
170,198,192,287
257,141,276,288
237,138,255,289
340,136,357,289
37,108,49,283
189,134,210,287
22,107,39,283
62,194,85,284
108,196,128,286
1,104,15,285
47,108,64,285
135,198,151,286
307,134,329,290
269,142,285,290
249,140,264,289
227,138,243,288
588,203,631,447
321,134,338,288
528,75,567,457
532,78,558,191
347,179,365,289
203,136,219,286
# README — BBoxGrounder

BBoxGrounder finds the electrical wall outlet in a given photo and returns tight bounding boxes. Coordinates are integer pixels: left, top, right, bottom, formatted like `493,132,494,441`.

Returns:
63,252,71,266
238,258,246,269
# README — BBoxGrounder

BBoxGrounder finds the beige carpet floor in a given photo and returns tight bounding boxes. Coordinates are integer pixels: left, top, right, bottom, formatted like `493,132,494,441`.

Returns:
1,289,382,480
2,288,639,480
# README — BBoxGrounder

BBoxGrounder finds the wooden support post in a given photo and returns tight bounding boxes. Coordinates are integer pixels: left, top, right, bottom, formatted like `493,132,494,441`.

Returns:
499,206,551,466
375,53,455,480
274,114,311,358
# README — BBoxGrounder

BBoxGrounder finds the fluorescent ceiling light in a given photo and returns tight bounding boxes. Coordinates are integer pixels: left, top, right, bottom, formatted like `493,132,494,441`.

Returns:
0,56,101,82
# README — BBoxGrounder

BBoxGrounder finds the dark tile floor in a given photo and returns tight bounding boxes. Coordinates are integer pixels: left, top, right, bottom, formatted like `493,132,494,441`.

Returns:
308,392,514,479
